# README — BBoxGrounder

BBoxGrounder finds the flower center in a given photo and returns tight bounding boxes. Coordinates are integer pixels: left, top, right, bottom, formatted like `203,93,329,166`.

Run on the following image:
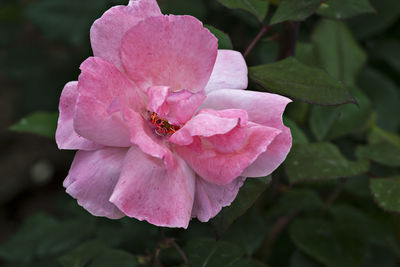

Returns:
149,112,180,136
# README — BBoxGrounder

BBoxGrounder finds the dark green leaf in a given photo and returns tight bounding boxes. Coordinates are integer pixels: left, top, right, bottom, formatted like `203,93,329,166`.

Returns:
10,112,58,138
89,249,139,267
211,176,271,236
205,25,233,49
309,87,372,140
290,250,320,267
312,19,366,86
217,0,269,22
158,0,206,20
222,212,266,254
295,42,319,67
358,68,400,132
356,143,400,167
370,177,400,213
231,258,269,267
316,0,375,19
185,238,244,267
285,143,369,183
267,189,323,219
290,217,363,267
58,241,107,267
348,0,400,39
25,0,107,45
283,118,309,144
271,0,323,24
0,214,91,262
367,126,400,147
369,40,400,75
249,57,355,105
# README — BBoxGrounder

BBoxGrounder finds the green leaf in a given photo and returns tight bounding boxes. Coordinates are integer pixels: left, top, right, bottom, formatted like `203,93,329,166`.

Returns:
367,126,400,147
89,249,139,267
348,0,400,39
205,25,233,49
10,112,58,138
211,176,271,236
316,0,375,19
58,241,107,267
222,212,266,255
369,40,400,75
283,117,309,144
290,217,363,267
309,87,372,140
358,68,400,132
370,177,400,213
311,19,366,86
25,0,107,45
185,238,244,267
295,42,319,67
356,143,400,167
217,0,269,22
0,214,91,262
249,57,355,105
267,189,323,219
271,0,323,24
290,250,320,267
285,143,369,183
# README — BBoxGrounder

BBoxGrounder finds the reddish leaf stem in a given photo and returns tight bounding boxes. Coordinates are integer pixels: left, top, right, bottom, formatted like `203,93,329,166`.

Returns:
243,25,272,59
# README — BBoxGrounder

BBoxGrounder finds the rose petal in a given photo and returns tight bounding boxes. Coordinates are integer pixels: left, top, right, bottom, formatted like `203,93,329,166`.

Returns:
169,109,245,146
146,86,206,125
56,81,102,151
121,15,218,92
74,57,144,147
192,176,245,222
204,50,248,93
90,0,161,71
173,110,281,185
201,89,292,177
63,147,127,219
110,146,195,228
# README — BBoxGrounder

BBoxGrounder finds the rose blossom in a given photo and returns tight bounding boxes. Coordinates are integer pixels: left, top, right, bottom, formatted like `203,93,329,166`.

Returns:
56,0,292,228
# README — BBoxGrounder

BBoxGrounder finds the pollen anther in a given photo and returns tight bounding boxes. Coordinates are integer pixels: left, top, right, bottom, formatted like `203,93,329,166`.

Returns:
149,112,180,136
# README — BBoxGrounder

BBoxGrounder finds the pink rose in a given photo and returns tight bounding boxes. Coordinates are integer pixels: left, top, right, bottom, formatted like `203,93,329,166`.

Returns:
56,0,292,228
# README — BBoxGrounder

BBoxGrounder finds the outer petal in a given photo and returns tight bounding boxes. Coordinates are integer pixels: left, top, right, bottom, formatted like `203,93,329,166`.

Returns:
146,86,206,125
63,147,127,219
74,57,144,147
56,81,102,151
192,176,245,222
172,109,281,185
90,0,161,71
201,89,292,177
110,146,196,228
121,15,218,92
204,50,248,93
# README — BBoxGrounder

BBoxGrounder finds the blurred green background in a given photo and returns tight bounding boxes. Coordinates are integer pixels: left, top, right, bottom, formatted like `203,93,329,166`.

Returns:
1,0,400,266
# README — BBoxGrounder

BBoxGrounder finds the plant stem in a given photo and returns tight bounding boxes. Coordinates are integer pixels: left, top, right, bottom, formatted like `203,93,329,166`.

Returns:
277,21,299,60
243,25,271,59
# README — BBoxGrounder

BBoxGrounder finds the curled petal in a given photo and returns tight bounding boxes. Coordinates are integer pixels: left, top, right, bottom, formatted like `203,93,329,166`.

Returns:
192,176,245,222
201,89,292,177
169,109,245,146
74,57,144,147
121,15,218,92
56,81,102,151
172,109,281,185
90,0,161,71
204,50,248,93
63,147,127,219
110,146,196,228
146,86,206,125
